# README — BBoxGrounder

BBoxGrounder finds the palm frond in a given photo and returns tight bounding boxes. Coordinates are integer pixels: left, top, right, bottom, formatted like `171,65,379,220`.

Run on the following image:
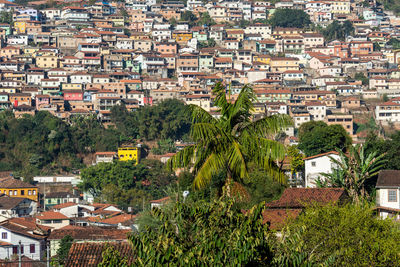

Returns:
190,122,229,144
227,141,249,180
167,145,195,171
243,114,293,138
193,153,225,189
188,104,217,124
263,158,287,184
212,82,231,115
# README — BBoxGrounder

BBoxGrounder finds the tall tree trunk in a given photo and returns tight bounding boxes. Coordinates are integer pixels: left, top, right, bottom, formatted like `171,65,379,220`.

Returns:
223,172,233,198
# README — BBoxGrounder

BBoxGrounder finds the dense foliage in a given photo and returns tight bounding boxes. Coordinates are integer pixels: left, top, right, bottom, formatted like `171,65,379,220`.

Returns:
0,111,82,178
102,199,273,266
354,72,369,85
321,20,354,41
298,121,352,157
275,204,400,266
54,235,74,266
319,145,386,203
379,0,400,14
269,9,311,28
0,99,191,178
365,132,400,170
79,160,176,211
168,83,292,191
111,99,191,142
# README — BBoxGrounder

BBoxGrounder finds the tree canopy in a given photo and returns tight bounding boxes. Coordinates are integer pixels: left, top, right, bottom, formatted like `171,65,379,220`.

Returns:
0,99,192,179
275,203,400,266
321,20,354,42
298,121,352,157
101,199,273,266
320,144,386,203
79,160,175,211
111,99,191,142
269,9,311,28
168,82,292,190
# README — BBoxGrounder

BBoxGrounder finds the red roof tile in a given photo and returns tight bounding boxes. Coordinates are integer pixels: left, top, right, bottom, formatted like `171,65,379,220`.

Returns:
266,188,348,209
262,209,302,230
36,211,69,220
65,242,134,267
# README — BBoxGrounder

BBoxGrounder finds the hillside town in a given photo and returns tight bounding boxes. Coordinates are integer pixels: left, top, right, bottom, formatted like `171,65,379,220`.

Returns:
0,0,398,265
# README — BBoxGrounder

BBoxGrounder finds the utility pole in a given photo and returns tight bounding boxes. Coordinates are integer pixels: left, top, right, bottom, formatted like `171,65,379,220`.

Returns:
18,240,21,267
43,182,46,211
47,241,50,267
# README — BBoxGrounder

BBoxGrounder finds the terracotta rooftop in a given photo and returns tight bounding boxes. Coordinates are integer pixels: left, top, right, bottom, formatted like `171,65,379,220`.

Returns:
303,151,339,160
97,213,137,225
376,170,400,188
150,196,170,204
65,242,134,267
0,178,36,189
36,211,69,220
266,188,348,209
262,209,302,230
49,227,130,240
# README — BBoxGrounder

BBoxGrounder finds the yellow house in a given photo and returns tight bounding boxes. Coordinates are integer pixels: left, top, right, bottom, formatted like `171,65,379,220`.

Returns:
3,72,25,82
118,147,140,164
14,21,26,34
109,15,125,27
331,0,351,14
269,57,299,73
36,55,58,69
226,29,244,41
172,32,192,43
0,178,38,201
0,88,16,93
62,83,82,91
24,47,40,56
253,55,271,65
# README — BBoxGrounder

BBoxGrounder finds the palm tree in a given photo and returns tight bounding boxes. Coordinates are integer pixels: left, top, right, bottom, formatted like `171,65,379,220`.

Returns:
167,82,292,193
321,144,386,203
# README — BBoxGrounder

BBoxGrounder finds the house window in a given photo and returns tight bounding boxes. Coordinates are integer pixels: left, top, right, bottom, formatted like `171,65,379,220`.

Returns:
13,246,17,255
21,190,24,195
14,191,17,196
311,161,316,167
2,232,7,239
388,190,397,202
28,190,31,195
33,190,36,195
30,244,35,253
21,245,24,254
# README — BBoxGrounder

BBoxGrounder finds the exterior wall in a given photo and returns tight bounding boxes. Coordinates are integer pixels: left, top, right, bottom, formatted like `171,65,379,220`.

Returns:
37,219,70,230
376,104,400,122
305,154,341,188
0,188,38,201
325,114,353,136
0,228,43,260
118,147,140,164
377,188,399,210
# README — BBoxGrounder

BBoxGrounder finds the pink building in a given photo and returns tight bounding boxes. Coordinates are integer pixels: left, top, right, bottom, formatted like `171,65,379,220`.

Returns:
36,94,50,109
63,90,83,101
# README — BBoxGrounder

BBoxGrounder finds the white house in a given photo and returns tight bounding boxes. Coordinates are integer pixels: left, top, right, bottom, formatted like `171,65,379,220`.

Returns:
304,151,341,188
375,101,400,123
150,196,170,209
0,196,37,222
36,211,70,229
70,72,92,84
51,203,94,218
376,170,400,219
0,218,47,261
